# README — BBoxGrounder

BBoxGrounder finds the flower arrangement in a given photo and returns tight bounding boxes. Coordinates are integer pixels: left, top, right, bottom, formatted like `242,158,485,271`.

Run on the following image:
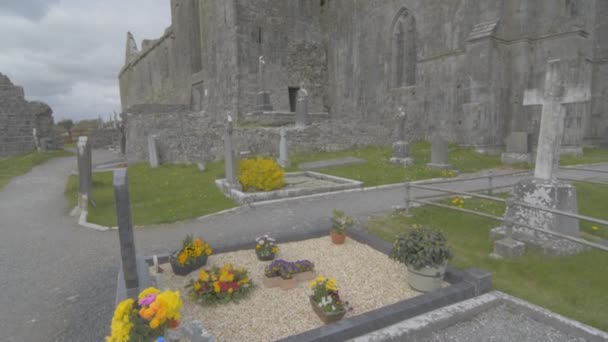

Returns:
187,264,253,305
170,235,212,276
239,157,285,192
264,259,314,279
309,276,348,323
106,287,182,342
255,234,279,261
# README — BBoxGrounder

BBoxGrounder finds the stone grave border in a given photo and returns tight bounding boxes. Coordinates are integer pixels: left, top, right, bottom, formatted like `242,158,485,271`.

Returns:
125,228,491,342
215,171,364,204
351,291,608,342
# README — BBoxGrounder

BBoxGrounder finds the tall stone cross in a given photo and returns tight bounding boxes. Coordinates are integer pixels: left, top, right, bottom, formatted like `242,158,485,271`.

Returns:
524,59,590,180
76,136,93,207
258,56,266,92
295,84,310,128
396,107,406,141
255,56,273,111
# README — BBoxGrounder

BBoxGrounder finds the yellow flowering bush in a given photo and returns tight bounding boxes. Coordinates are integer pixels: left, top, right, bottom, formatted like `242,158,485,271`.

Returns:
451,196,465,208
309,276,348,314
239,157,285,192
106,287,182,342
187,264,253,305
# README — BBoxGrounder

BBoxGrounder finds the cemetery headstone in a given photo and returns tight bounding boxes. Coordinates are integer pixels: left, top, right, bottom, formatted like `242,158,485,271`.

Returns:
295,85,310,128
255,56,273,111
147,134,159,168
277,126,290,168
32,128,40,151
427,135,451,170
492,59,590,257
76,136,93,208
113,168,139,299
501,131,533,164
390,107,414,166
224,114,241,190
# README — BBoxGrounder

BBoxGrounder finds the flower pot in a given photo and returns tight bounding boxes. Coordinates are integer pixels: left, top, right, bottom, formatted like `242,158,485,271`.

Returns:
256,250,276,261
309,296,346,324
330,231,346,244
262,276,282,288
169,253,208,276
407,263,447,292
294,271,316,282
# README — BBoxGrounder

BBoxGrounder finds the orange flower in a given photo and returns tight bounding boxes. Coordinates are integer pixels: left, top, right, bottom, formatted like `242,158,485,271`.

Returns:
178,252,187,265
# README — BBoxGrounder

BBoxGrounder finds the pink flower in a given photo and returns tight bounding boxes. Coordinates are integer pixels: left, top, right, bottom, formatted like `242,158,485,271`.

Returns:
138,294,157,306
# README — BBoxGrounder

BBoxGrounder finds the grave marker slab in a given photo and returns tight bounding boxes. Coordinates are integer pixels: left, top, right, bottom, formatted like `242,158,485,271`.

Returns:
147,134,159,168
295,85,310,128
224,114,241,190
390,108,414,165
277,126,290,168
113,168,139,299
255,56,273,111
427,136,451,170
501,131,533,164
76,136,93,208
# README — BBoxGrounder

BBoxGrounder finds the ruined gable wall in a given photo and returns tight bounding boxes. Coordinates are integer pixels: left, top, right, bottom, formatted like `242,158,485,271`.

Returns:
590,0,608,146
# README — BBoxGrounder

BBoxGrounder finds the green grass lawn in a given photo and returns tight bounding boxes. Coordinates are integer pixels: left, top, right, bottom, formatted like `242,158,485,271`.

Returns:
0,150,73,189
365,184,608,332
65,162,237,227
561,147,608,166
286,142,509,186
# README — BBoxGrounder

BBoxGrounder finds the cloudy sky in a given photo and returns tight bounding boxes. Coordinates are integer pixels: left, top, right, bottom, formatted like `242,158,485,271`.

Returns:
0,0,171,121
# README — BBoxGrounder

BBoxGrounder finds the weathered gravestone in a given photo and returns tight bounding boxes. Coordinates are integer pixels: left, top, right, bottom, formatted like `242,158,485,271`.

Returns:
427,135,451,170
224,114,241,190
501,131,533,164
492,59,589,257
147,134,159,168
295,84,310,128
113,168,139,300
76,136,93,208
277,126,290,168
32,128,40,151
255,56,273,111
390,108,414,166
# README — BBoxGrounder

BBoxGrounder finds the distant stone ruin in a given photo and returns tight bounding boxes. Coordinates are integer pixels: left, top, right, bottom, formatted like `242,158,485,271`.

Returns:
0,72,62,157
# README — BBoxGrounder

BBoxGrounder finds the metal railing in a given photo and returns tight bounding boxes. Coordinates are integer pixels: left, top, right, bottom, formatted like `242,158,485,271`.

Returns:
403,170,608,253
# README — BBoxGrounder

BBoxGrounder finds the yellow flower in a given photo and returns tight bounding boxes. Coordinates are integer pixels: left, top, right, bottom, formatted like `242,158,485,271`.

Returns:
238,277,249,285
178,252,188,265
256,244,261,250
150,317,160,329
213,281,220,293
205,247,212,256
271,246,278,253
219,271,234,283
228,288,234,294
325,278,338,292
309,280,317,289
106,299,134,342
592,226,599,231
199,270,210,282
194,282,202,291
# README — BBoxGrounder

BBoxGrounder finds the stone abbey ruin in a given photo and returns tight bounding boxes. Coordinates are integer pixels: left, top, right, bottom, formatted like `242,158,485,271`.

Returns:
119,0,608,164
0,73,61,158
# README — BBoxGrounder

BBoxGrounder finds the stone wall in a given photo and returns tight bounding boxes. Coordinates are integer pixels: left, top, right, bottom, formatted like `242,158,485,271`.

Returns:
125,107,407,164
0,73,61,157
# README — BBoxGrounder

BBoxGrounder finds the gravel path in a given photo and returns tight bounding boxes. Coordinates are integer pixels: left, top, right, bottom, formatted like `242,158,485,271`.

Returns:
0,151,606,341
421,304,587,342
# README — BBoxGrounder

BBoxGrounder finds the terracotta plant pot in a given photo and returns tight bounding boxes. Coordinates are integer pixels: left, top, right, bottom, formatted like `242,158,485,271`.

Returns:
262,276,282,288
330,231,346,244
169,253,207,276
309,296,346,324
294,271,316,282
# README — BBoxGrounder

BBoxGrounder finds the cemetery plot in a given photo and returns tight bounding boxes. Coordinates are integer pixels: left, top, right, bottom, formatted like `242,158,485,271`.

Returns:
152,237,423,342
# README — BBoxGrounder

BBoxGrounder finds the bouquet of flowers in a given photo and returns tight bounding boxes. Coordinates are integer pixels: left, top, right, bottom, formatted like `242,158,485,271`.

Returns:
187,264,253,305
255,234,279,260
170,235,212,276
309,276,348,319
264,259,314,279
106,287,182,342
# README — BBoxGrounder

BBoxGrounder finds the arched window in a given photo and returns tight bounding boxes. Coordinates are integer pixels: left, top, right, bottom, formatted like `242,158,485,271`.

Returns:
390,9,417,88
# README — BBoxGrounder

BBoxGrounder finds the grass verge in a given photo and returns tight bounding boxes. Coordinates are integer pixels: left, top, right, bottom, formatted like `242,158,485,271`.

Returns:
65,162,236,227
561,147,608,166
0,150,73,189
365,185,608,332
287,142,510,186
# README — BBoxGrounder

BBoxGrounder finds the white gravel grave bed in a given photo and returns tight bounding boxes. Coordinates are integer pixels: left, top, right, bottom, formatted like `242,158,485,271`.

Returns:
154,236,422,342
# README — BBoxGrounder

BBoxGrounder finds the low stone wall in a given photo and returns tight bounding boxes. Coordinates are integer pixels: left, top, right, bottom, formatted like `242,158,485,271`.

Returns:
89,127,120,149
124,108,417,164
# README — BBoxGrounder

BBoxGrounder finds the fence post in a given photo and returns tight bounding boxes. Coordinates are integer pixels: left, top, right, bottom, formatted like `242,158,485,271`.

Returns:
488,171,494,196
404,182,411,216
504,198,515,239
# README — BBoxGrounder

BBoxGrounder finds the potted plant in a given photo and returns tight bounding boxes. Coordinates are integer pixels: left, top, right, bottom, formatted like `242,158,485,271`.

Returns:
186,264,254,305
389,226,453,292
330,209,353,244
105,287,182,342
263,259,315,289
309,276,349,324
169,235,213,276
255,234,279,261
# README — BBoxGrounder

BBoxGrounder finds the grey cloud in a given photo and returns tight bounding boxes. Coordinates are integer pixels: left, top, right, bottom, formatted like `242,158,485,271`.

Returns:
0,0,60,21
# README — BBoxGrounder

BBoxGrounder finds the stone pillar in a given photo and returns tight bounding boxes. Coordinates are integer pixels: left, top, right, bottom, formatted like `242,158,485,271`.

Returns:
113,168,139,299
147,135,159,168
255,56,273,111
224,114,241,190
76,136,92,208
427,136,451,170
277,126,290,168
32,128,41,151
390,108,414,165
295,86,310,128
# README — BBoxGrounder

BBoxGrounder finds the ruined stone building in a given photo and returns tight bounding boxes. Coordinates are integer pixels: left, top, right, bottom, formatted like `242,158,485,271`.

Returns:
0,73,61,158
119,0,608,163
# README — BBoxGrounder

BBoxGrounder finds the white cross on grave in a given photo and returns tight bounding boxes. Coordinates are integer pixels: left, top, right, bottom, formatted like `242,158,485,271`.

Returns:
523,59,590,180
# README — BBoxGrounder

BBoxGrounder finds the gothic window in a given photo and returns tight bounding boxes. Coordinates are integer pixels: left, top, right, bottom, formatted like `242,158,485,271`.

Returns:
390,9,417,88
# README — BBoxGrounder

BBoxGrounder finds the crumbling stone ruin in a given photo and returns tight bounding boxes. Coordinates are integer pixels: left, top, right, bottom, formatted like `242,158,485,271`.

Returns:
119,0,608,164
0,72,61,157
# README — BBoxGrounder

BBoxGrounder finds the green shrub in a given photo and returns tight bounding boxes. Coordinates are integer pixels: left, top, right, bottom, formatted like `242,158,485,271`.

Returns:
390,226,453,270
238,157,285,192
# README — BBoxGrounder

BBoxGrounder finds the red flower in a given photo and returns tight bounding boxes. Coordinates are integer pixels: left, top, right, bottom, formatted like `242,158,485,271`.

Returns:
219,282,230,293
169,320,180,329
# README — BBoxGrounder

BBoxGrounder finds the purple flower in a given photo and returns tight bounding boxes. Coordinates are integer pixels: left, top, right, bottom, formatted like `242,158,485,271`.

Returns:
139,294,157,306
